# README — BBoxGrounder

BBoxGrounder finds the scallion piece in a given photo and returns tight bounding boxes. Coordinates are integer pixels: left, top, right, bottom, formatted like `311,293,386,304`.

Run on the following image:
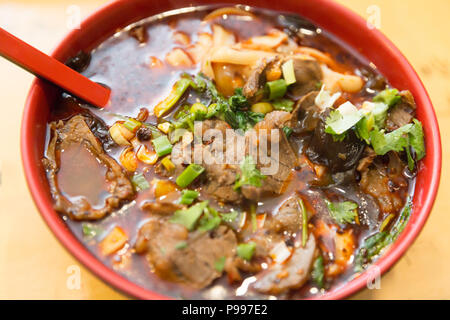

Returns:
154,78,193,117
281,59,296,85
131,173,150,191
123,118,141,133
214,256,226,272
179,189,200,205
237,242,256,261
265,79,287,100
176,164,205,188
299,198,308,247
151,135,173,157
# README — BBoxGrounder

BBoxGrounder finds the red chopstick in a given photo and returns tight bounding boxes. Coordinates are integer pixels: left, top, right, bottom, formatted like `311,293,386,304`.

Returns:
0,27,110,108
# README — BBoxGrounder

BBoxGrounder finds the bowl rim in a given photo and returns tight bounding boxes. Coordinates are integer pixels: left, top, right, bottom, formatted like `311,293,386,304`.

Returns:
20,0,442,300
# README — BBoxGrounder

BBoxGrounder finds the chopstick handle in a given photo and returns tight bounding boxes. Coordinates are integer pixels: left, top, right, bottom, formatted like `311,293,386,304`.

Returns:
0,27,110,108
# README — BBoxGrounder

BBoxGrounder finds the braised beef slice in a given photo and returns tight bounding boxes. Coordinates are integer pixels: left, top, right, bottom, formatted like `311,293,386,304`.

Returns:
243,57,276,98
252,234,316,295
386,90,416,131
306,114,365,173
136,220,236,289
359,152,408,214
242,111,297,201
43,115,134,220
288,58,322,99
141,192,185,215
289,90,320,133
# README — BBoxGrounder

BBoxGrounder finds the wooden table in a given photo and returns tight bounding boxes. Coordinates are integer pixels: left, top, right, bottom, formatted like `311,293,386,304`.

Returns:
0,0,448,299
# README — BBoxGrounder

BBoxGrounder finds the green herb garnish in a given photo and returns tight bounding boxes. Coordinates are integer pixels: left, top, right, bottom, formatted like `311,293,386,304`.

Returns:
237,242,256,261
326,200,358,224
234,156,266,190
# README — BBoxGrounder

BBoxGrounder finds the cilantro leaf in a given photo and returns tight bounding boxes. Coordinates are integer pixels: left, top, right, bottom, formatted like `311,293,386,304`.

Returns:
311,256,325,288
373,88,401,107
234,156,266,190
237,242,256,261
214,256,226,272
370,123,413,155
325,102,363,136
220,210,239,223
326,200,358,224
409,119,425,160
197,215,221,232
169,201,208,230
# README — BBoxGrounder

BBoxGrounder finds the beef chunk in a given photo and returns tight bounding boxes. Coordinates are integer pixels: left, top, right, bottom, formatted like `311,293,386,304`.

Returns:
136,220,236,289
359,152,408,214
386,90,416,131
243,57,276,98
288,58,322,99
289,91,320,133
252,234,316,294
265,196,304,234
43,115,134,220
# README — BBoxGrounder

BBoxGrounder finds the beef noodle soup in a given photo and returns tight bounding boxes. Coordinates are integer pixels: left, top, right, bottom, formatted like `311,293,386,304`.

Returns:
42,6,425,299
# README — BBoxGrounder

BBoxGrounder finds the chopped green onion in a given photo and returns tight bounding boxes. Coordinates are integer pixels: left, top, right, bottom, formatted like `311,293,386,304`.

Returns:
123,118,141,133
265,79,287,100
190,102,208,119
214,256,226,272
169,201,208,230
237,242,256,261
198,215,221,232
220,210,239,223
82,223,102,238
175,241,188,250
131,173,150,191
151,135,173,157
154,78,193,117
176,164,205,188
299,198,308,247
282,126,293,138
179,189,200,205
281,59,296,85
272,98,294,112
311,256,324,288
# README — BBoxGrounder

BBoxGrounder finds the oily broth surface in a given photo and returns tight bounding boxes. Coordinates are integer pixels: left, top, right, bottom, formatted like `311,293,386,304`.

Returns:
47,7,412,299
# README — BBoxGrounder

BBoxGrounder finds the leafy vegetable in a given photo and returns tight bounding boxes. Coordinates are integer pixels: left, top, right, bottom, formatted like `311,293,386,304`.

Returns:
198,215,221,232
282,126,293,138
272,98,294,112
237,242,256,261
220,210,239,223
179,189,200,205
326,200,358,224
234,156,266,190
409,119,425,160
175,241,188,250
314,85,341,110
354,198,412,272
311,256,325,288
214,256,226,272
228,88,249,110
325,102,363,136
82,223,103,239
131,173,150,191
373,88,401,107
170,201,208,231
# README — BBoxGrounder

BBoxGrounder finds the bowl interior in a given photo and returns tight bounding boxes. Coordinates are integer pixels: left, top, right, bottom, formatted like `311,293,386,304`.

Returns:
21,0,441,299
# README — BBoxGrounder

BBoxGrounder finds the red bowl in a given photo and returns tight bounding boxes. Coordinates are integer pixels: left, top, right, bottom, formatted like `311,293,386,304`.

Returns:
21,0,442,300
